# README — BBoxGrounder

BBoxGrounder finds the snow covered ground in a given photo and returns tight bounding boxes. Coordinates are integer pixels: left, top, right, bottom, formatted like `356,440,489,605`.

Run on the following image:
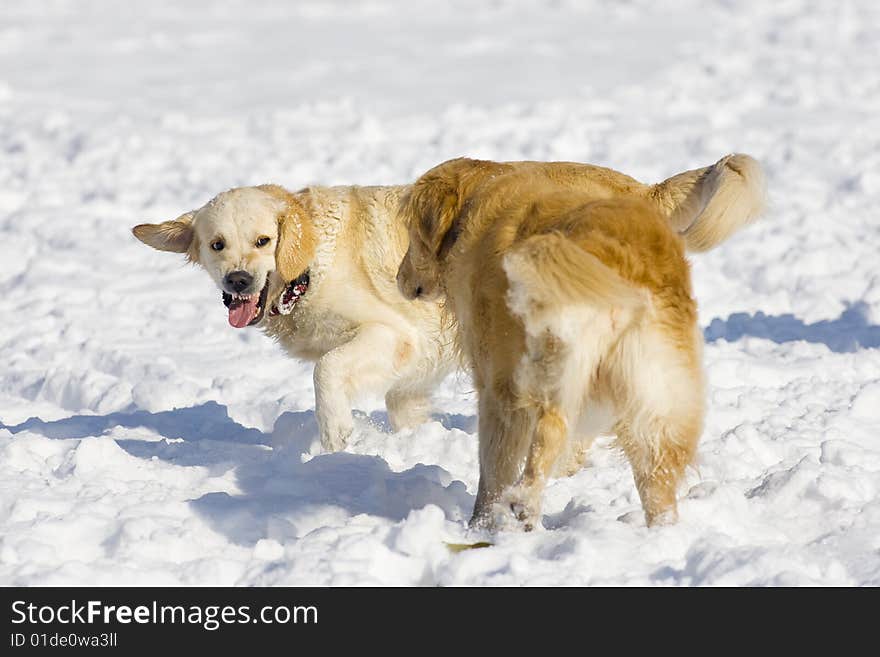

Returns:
1,0,879,585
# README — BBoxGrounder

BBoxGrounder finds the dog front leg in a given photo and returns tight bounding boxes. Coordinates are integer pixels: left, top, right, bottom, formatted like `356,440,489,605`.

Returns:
470,396,533,529
313,355,354,452
313,323,409,452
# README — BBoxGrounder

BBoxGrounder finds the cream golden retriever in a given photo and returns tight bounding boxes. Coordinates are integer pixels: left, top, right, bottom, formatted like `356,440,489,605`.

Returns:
134,184,455,451
396,155,764,529
132,154,762,457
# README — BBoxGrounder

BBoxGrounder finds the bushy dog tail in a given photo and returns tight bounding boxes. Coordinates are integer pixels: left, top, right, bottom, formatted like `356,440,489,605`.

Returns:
503,232,647,332
650,153,766,252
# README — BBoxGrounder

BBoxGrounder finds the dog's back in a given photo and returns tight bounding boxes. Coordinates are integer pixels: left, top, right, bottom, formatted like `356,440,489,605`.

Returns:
455,182,704,529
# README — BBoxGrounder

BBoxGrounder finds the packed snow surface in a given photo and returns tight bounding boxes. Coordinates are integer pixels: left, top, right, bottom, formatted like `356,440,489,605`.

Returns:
1,0,879,585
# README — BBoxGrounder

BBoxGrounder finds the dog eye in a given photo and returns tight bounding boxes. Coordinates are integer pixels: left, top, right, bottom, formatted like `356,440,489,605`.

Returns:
255,236,271,248
211,240,225,251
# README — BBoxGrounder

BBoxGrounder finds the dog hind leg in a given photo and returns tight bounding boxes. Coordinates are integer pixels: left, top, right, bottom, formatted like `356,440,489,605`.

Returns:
615,415,700,526
612,326,704,526
385,386,431,431
552,434,596,477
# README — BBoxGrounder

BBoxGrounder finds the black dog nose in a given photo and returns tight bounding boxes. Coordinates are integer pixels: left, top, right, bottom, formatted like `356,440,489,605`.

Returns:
225,270,253,293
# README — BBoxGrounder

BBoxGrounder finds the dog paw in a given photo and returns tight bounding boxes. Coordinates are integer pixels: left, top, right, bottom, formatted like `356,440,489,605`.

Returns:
490,489,542,532
469,504,518,532
645,507,678,528
319,423,353,452
387,408,430,432
470,487,543,532
509,502,535,532
385,394,431,432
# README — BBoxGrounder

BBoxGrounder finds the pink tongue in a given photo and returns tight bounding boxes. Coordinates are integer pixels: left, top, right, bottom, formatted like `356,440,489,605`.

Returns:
228,296,258,328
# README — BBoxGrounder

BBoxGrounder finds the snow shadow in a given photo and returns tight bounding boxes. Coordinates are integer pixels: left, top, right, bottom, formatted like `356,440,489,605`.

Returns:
188,408,472,546
1,401,273,472
4,402,472,545
365,409,477,434
1,401,265,444
191,448,473,546
704,302,880,353
4,402,473,544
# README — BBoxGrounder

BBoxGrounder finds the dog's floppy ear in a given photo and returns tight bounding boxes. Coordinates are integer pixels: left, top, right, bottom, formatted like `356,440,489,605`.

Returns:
132,211,195,254
406,158,507,259
408,174,461,259
258,185,317,282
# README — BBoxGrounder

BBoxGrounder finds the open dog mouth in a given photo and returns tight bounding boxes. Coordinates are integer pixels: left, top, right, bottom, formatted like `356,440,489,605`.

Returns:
268,270,310,317
222,280,269,328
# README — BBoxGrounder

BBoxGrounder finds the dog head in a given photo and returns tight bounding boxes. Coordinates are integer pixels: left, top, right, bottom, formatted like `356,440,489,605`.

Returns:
397,158,507,301
132,185,315,328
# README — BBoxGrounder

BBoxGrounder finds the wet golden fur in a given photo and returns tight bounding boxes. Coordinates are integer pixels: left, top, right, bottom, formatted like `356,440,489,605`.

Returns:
397,156,763,529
